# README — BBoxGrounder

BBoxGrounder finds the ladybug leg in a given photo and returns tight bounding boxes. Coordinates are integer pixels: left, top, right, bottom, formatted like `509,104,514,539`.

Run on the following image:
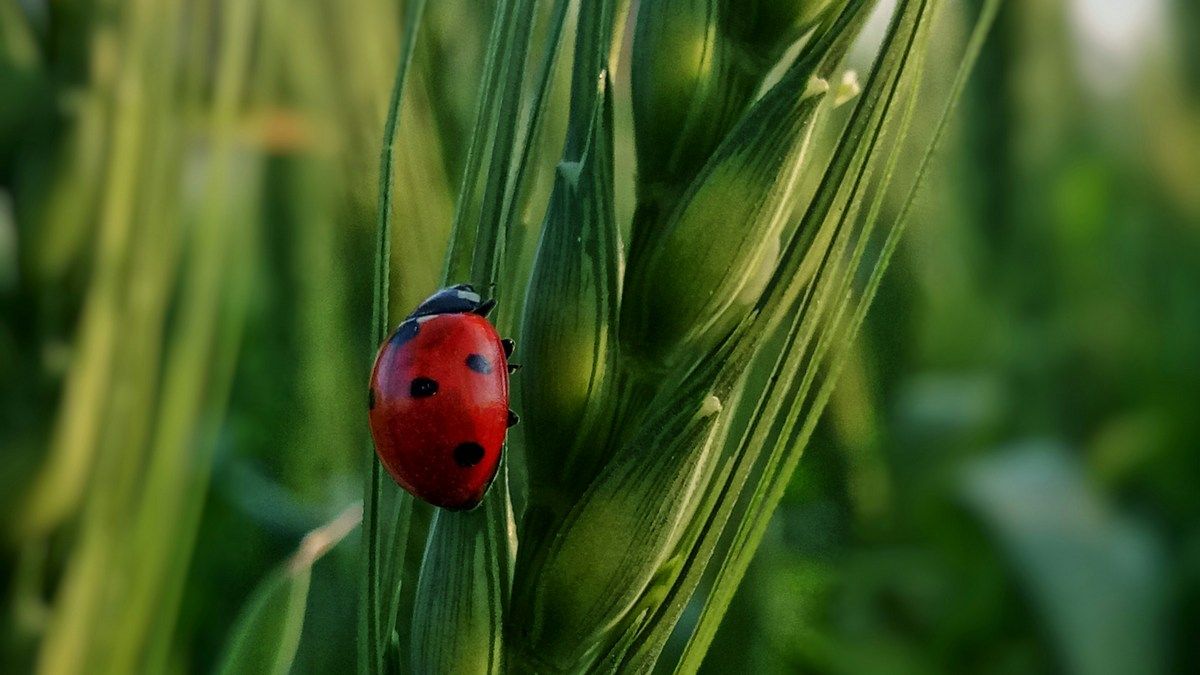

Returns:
507,410,520,427
501,338,515,357
473,298,498,317
508,363,522,374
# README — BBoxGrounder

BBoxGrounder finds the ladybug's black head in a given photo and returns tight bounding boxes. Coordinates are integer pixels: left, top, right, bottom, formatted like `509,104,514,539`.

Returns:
408,284,494,319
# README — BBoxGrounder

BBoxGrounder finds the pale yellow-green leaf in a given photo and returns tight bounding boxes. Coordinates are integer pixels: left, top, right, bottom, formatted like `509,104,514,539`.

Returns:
216,503,362,675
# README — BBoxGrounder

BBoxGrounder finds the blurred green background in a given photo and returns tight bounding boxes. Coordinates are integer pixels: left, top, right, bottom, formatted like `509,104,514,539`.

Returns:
1,0,1197,673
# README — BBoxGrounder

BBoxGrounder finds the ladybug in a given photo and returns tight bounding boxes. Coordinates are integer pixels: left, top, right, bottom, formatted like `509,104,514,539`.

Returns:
368,284,519,511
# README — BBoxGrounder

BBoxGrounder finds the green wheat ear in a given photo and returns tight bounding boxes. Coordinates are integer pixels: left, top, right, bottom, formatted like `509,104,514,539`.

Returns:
362,0,1002,673
630,0,850,246
621,71,829,374
520,73,623,510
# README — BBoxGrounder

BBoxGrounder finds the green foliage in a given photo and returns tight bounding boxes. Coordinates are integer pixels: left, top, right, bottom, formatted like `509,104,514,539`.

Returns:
215,569,310,675
216,504,361,675
375,0,1004,672
962,445,1166,675
5,0,1198,674
362,2,427,672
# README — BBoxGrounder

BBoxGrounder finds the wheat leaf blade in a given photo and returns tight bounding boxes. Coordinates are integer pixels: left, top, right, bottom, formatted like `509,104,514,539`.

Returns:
362,2,427,673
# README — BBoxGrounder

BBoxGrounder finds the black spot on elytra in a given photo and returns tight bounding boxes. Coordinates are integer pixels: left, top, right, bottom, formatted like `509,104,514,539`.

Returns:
392,320,419,346
465,353,493,374
368,388,376,410
410,377,438,398
453,442,485,467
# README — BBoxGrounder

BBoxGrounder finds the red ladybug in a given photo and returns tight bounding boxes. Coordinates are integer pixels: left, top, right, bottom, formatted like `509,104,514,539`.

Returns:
368,284,518,510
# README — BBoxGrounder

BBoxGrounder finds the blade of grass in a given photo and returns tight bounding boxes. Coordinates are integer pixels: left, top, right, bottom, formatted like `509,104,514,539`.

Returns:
362,2,427,673
442,0,539,288
104,0,263,665
721,0,939,591
683,29,934,670
31,0,191,669
735,0,1002,604
140,188,259,675
496,0,570,236
13,9,140,543
215,503,362,675
753,0,1005,568
468,0,538,290
89,103,189,673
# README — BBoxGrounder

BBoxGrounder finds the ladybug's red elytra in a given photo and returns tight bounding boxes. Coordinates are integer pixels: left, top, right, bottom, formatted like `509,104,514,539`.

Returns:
368,284,519,511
